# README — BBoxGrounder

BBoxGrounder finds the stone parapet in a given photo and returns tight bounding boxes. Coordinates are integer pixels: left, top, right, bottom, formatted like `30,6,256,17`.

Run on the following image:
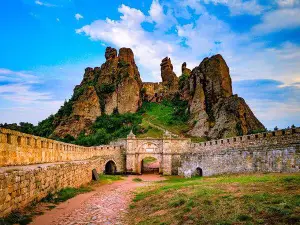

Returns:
0,128,122,166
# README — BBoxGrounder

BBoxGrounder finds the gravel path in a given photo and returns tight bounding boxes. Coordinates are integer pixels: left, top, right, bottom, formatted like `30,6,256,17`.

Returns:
31,175,164,225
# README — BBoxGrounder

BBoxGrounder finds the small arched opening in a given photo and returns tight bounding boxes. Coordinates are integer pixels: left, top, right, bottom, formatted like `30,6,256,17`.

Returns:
195,167,203,177
141,157,159,174
105,160,117,175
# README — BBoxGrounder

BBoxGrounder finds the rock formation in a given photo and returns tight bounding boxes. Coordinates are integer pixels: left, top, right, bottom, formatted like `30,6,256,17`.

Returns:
50,47,264,140
53,47,142,138
185,54,265,139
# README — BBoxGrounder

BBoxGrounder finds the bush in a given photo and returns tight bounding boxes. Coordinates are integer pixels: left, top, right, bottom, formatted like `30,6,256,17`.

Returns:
100,83,116,94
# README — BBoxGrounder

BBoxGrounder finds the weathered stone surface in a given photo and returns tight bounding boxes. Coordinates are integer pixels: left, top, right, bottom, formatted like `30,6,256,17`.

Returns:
160,57,178,94
54,86,101,138
187,54,264,139
105,47,117,60
182,62,191,76
53,47,142,138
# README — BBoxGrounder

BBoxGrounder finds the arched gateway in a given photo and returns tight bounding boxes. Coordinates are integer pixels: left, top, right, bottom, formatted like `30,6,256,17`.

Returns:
125,130,190,175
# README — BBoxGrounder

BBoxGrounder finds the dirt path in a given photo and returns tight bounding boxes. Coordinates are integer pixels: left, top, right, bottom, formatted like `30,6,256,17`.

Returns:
31,175,164,225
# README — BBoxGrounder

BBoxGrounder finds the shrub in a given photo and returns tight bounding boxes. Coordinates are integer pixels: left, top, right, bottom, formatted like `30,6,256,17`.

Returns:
100,83,116,94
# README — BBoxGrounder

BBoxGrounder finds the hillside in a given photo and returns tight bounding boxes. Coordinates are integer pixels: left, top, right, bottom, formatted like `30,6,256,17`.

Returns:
0,47,266,146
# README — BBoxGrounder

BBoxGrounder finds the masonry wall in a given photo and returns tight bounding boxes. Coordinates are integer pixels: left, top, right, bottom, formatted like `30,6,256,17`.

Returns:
0,128,122,166
0,152,125,217
178,128,300,177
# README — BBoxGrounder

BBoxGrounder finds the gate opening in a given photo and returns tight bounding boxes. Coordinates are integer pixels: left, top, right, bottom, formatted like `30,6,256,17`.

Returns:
141,157,159,174
196,167,203,177
105,160,117,174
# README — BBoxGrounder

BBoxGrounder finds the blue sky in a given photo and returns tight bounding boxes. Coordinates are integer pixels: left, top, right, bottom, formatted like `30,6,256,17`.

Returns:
0,0,300,130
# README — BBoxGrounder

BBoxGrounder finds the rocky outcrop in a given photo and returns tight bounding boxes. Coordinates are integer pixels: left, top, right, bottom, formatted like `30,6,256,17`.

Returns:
51,48,264,140
187,55,265,139
53,47,142,138
160,57,178,95
182,62,191,76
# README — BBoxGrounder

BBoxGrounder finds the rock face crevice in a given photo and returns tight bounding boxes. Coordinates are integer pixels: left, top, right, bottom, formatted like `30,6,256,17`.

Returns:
51,47,264,139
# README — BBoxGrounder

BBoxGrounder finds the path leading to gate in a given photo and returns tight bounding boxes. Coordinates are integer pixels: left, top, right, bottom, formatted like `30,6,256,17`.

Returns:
31,175,165,225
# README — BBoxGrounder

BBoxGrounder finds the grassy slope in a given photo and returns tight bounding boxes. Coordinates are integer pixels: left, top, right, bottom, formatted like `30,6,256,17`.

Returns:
127,173,300,225
137,102,190,138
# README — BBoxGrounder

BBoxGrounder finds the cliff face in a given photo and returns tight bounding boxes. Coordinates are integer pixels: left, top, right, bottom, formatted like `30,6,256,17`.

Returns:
142,57,179,102
184,55,264,139
51,47,264,140
53,47,142,138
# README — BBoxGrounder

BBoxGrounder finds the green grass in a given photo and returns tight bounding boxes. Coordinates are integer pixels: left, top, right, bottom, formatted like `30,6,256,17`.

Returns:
133,178,143,182
42,186,93,204
137,120,163,138
140,102,190,136
0,211,34,225
126,173,300,225
97,174,123,184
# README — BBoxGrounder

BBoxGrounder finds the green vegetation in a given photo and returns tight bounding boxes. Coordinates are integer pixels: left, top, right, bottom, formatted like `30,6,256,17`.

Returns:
126,173,300,225
133,178,143,182
99,83,116,94
97,174,123,184
178,73,189,89
73,112,144,146
139,98,190,136
0,97,191,145
42,186,92,204
0,211,35,225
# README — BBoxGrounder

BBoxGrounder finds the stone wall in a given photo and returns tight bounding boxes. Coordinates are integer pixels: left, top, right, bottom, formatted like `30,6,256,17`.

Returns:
0,154,125,217
179,128,300,177
0,128,122,166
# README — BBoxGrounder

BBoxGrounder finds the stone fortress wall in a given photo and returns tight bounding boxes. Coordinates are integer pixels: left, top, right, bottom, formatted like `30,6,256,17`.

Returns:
0,128,122,166
179,127,300,177
0,127,300,217
0,128,125,217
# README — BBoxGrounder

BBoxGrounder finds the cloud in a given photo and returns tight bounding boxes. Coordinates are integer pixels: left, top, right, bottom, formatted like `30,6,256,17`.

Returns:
35,0,57,7
75,13,84,21
0,68,39,84
76,1,300,86
277,0,300,7
0,68,53,104
252,8,300,34
233,79,300,129
203,0,264,15
75,0,300,129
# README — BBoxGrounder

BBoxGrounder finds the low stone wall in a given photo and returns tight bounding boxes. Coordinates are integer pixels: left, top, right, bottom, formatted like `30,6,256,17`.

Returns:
0,153,125,217
179,128,300,177
0,128,122,166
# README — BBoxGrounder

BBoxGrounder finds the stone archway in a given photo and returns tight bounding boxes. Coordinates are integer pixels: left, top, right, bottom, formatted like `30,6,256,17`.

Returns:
105,160,117,174
137,154,162,174
141,156,160,174
195,167,203,176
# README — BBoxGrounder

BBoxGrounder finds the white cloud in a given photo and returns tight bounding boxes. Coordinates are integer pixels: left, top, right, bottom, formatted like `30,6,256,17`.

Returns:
247,100,300,130
203,0,264,15
277,0,300,7
0,68,39,84
35,0,56,7
76,1,300,87
56,18,60,22
252,8,300,34
0,69,55,105
0,101,63,125
75,13,84,21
